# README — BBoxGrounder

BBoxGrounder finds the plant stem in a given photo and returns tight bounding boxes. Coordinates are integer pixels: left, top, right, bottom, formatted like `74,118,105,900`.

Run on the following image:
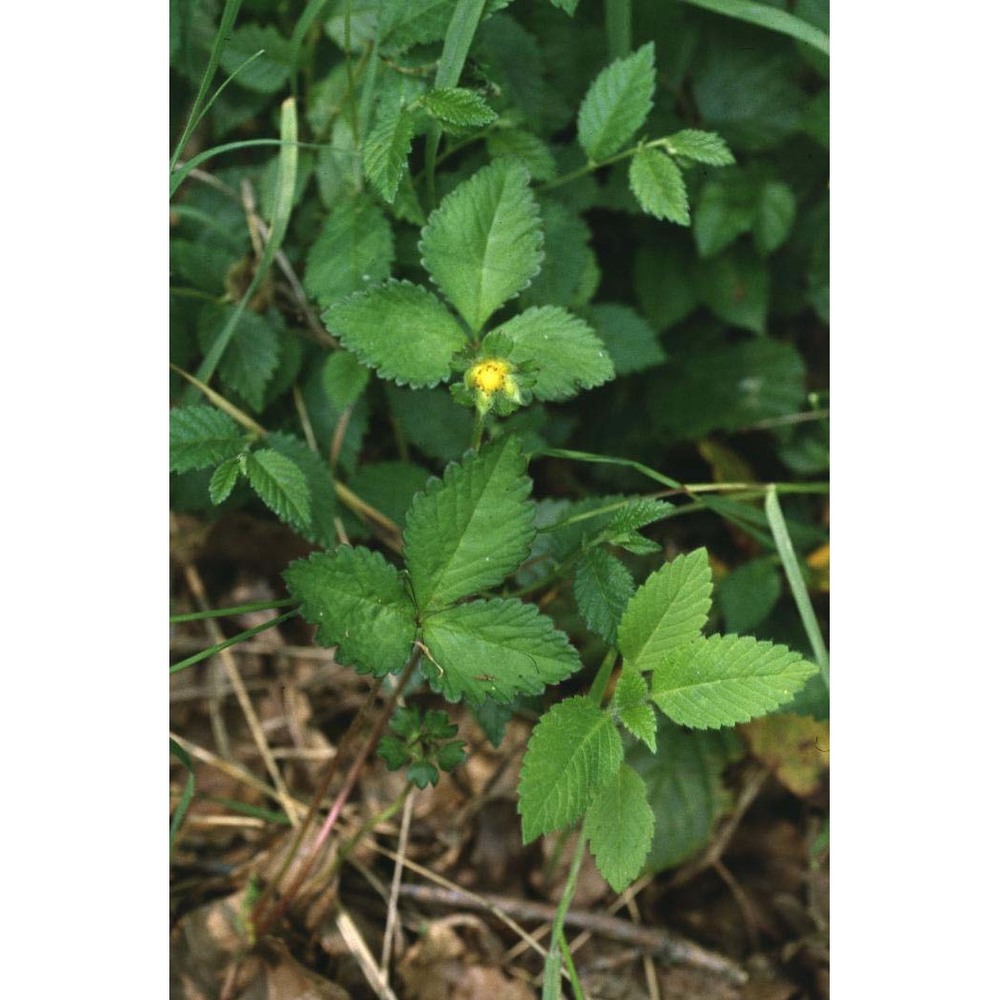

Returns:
588,646,620,706
542,832,588,999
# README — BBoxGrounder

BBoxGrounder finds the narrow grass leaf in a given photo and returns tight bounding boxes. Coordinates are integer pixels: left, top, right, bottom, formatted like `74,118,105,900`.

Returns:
651,634,819,728
284,547,417,675
518,696,624,842
678,0,829,55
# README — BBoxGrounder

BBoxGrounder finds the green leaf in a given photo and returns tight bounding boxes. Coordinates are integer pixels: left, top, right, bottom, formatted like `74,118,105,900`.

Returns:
628,721,741,871
650,634,819,729
584,764,655,893
404,436,535,612
267,432,341,550
197,305,282,412
618,549,712,673
219,24,293,94
664,129,735,166
634,241,699,330
421,597,582,705
243,448,312,532
628,148,689,225
350,461,432,528
486,128,557,182
612,670,657,752
754,181,796,255
419,87,498,129
577,42,655,162
605,498,674,537
284,547,417,675
678,0,829,55
483,306,614,401
304,198,394,310
696,244,770,334
574,549,634,644
385,384,474,463
324,279,468,388
419,160,543,332
519,200,599,309
208,458,241,504
322,351,371,410
518,696,624,842
694,173,758,258
379,0,465,51
717,558,781,633
363,100,415,203
587,303,665,376
169,405,246,473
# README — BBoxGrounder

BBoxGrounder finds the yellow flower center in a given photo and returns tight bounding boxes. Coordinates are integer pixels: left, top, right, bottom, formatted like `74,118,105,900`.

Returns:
469,358,512,395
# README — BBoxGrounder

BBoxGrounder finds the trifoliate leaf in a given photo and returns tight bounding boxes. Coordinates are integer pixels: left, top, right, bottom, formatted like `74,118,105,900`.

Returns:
169,406,246,473
518,696,623,842
324,279,468,388
243,448,311,533
584,763,654,893
651,634,819,729
628,147,690,225
404,436,535,612
363,100,415,203
612,670,657,752
304,198,394,310
419,161,543,333
482,306,614,400
577,42,655,162
574,548,634,644
419,88,498,130
586,304,665,376
208,458,241,504
618,549,713,673
284,547,417,675
629,720,741,871
421,597,582,705
665,129,735,166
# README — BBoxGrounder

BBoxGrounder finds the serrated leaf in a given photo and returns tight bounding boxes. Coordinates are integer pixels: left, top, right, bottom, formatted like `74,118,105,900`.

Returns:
486,129,557,181
665,129,735,166
284,547,416,675
577,42,655,162
420,87,497,129
404,436,535,612
363,101,415,202
574,549,634,644
219,24,292,94
419,161,543,332
587,303,665,376
618,549,713,673
482,306,614,400
304,198,394,310
243,448,311,532
629,147,690,225
169,406,246,473
267,432,340,549
378,0,458,51
208,458,241,504
651,634,819,729
421,597,582,705
628,720,741,871
615,681,658,753
584,764,654,893
197,305,281,413
694,173,758,258
754,181,796,255
518,696,624,842
324,279,468,388
519,200,598,309
606,498,674,536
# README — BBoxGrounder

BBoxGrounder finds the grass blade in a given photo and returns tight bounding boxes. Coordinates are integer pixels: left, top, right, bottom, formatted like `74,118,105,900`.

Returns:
169,738,197,853
679,0,829,55
170,610,299,674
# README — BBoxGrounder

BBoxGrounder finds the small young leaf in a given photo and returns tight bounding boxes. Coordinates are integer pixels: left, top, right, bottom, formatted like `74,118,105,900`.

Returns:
605,498,674,537
304,198,394,310
577,42,655,162
574,548,634,644
421,597,582,705
694,173,759,258
651,634,819,729
208,458,241,504
420,87,498,129
419,161,543,333
613,670,657,752
243,448,311,532
482,306,614,400
169,406,246,473
754,181,796,255
628,147,690,225
618,549,713,673
584,763,654,893
404,436,535,612
267,433,341,550
665,129,735,166
363,101,415,203
284,547,417,675
324,279,468,388
518,696,624,842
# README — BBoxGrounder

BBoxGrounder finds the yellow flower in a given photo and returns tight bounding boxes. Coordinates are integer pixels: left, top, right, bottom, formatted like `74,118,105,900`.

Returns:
465,357,523,414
